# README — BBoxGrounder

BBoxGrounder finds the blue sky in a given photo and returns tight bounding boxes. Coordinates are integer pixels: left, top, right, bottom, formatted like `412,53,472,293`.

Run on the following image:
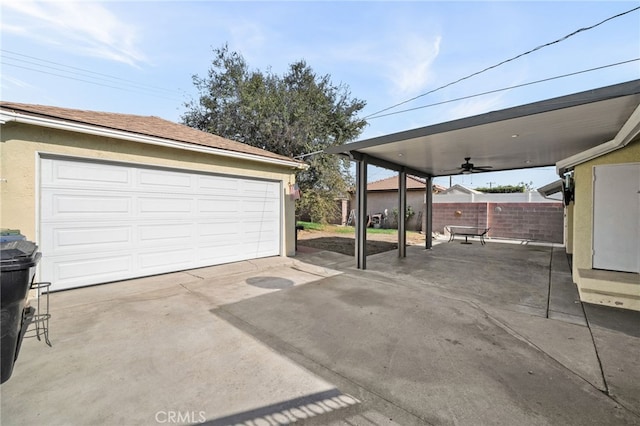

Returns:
2,1,639,188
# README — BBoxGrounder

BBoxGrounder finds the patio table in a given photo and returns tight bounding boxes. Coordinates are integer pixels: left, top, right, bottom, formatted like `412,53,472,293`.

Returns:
446,225,490,245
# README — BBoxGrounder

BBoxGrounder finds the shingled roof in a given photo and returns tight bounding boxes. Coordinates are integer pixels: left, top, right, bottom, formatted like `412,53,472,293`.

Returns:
0,102,303,166
367,175,446,192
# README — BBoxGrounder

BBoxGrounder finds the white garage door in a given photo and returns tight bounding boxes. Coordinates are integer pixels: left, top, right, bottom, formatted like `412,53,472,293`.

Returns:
39,157,281,291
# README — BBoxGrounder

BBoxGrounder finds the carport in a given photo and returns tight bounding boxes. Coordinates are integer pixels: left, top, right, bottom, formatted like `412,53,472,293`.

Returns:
326,80,640,269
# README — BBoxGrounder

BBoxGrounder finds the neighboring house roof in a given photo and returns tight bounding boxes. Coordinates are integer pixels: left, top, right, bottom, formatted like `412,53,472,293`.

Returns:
439,184,482,195
0,102,305,169
432,183,447,193
367,175,445,192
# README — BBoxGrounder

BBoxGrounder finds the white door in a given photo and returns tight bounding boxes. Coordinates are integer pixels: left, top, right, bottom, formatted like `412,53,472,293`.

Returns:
592,163,640,273
39,157,281,290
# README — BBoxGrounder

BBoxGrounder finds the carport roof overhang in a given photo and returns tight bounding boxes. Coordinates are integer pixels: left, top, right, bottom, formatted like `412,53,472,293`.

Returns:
326,80,640,178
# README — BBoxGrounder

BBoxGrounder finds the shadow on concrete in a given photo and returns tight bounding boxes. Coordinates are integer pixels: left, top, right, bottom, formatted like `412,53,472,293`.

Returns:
246,276,295,290
298,236,398,256
201,389,360,425
584,303,640,337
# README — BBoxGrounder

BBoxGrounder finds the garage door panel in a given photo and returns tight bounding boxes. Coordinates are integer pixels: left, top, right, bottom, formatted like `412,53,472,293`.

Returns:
41,193,133,220
51,253,135,289
198,198,241,215
138,247,197,271
40,158,282,290
199,243,244,261
55,226,132,250
199,221,239,238
138,196,193,215
42,159,132,189
243,180,279,197
198,175,240,194
242,220,277,232
138,223,194,244
243,200,279,215
138,169,194,191
39,224,133,253
249,237,279,253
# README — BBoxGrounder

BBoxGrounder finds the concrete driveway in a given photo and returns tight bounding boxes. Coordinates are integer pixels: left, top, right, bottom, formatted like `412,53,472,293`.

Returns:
1,239,639,425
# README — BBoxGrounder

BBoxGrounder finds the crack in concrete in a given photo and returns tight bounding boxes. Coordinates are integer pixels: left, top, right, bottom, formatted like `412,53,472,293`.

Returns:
580,300,611,396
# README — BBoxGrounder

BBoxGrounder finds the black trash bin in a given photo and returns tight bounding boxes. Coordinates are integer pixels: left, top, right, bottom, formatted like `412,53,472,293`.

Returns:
1,239,41,384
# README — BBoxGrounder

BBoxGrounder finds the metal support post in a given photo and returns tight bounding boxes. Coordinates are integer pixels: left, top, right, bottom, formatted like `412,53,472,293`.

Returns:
355,159,368,269
426,176,433,249
398,170,407,258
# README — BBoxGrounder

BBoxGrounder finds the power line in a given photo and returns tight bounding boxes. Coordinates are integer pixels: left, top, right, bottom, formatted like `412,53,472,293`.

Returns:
366,58,639,120
291,58,637,160
1,49,180,95
1,62,183,102
1,57,180,97
364,6,640,119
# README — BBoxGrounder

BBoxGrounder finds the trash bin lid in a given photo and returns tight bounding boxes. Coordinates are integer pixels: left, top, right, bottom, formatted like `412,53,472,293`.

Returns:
0,240,41,271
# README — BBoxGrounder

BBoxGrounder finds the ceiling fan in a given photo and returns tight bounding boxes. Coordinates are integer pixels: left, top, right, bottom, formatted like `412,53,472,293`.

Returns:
455,157,493,175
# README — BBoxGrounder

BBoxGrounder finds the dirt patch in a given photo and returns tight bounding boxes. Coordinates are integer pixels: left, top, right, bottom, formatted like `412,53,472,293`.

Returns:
296,229,426,256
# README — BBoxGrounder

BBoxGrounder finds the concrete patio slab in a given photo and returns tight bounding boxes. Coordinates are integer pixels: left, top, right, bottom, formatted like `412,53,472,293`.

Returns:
0,258,358,425
584,303,640,415
1,241,638,425
216,264,638,425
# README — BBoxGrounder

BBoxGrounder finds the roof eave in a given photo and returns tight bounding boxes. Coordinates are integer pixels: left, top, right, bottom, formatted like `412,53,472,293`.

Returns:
327,80,640,156
556,102,640,175
0,110,307,170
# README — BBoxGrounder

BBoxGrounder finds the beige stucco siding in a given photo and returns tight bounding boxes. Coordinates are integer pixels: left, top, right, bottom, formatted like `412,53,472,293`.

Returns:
0,122,298,256
571,139,640,310
350,190,425,230
565,203,574,254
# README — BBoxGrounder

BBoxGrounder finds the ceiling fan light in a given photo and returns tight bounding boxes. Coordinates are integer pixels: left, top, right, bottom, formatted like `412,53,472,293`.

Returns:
462,170,472,175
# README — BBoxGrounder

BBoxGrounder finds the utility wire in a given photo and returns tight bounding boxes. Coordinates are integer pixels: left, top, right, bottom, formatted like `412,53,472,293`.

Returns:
364,6,640,119
1,56,177,96
367,58,640,120
1,62,183,102
291,58,637,159
1,49,180,95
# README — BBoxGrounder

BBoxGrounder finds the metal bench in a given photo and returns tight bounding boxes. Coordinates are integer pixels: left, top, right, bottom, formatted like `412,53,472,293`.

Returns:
446,226,490,245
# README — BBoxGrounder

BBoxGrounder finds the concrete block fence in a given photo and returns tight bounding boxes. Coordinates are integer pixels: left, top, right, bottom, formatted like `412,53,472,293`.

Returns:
432,202,564,243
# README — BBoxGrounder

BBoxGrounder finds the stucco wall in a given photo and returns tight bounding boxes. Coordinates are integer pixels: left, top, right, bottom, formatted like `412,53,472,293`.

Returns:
0,122,298,256
571,139,640,309
565,204,574,254
349,190,425,230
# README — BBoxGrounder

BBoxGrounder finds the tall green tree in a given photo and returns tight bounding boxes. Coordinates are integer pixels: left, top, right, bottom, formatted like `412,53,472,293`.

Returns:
182,45,367,222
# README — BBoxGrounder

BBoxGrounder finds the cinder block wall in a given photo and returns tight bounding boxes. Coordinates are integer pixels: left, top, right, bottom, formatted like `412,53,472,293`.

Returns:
487,202,564,242
433,202,564,243
432,203,487,229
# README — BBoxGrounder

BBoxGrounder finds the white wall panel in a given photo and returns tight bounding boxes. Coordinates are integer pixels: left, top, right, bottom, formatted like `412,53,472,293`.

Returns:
592,163,640,273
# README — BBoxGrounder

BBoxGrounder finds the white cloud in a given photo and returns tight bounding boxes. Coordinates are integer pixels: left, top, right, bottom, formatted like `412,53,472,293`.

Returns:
1,74,36,90
2,1,146,67
229,20,269,57
387,35,441,96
